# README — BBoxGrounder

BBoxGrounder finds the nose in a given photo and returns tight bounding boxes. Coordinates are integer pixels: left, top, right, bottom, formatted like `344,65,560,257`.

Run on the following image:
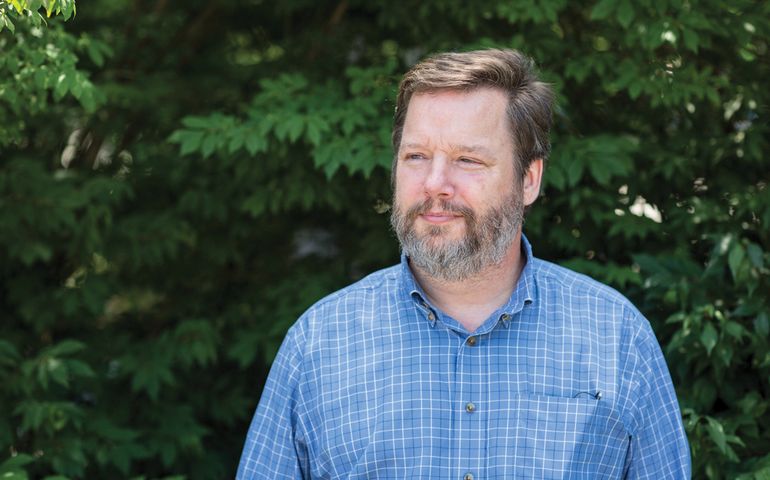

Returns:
423,156,454,199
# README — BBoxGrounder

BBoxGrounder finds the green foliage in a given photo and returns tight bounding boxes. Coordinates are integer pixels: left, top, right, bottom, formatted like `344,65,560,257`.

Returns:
1,0,768,478
169,62,396,179
0,0,75,32
0,3,102,146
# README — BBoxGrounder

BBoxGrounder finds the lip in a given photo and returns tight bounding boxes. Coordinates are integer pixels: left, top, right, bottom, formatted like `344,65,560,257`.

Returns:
419,212,463,224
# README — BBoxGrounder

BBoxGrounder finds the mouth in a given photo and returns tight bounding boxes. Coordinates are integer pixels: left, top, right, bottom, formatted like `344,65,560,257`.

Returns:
419,212,464,224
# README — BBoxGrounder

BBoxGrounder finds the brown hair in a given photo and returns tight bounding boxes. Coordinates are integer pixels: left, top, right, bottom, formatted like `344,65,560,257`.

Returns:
392,49,554,178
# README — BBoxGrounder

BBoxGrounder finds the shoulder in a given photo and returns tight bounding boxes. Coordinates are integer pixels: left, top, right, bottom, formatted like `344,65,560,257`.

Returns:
526,256,653,350
307,263,401,313
530,257,635,310
289,263,403,339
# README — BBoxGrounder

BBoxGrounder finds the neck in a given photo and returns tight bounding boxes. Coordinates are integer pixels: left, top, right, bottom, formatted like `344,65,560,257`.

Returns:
410,233,525,333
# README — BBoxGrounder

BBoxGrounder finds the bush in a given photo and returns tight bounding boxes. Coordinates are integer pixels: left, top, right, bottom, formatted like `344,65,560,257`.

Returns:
1,0,768,478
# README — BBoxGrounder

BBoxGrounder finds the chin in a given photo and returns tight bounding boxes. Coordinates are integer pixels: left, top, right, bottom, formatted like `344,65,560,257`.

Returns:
416,222,452,236
421,227,466,246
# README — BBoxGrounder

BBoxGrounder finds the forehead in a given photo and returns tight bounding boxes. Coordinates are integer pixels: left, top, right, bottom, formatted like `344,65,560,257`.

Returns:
402,88,511,147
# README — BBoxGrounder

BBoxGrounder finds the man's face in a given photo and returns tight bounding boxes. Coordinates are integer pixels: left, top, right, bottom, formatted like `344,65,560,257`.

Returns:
390,87,525,281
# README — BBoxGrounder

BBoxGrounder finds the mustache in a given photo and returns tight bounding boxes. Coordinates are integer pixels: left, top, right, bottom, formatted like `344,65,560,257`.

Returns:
405,198,475,220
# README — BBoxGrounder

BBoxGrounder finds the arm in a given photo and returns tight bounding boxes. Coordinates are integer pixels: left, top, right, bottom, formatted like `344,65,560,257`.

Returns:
624,315,691,479
236,325,308,480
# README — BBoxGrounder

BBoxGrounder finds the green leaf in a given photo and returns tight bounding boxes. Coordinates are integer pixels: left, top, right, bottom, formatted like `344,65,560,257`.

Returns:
691,377,717,411
755,312,769,338
0,472,28,480
227,132,245,154
67,359,96,378
176,131,203,156
616,0,634,28
48,358,70,387
44,340,86,357
244,134,266,155
724,321,744,340
701,322,718,355
0,453,35,471
682,29,699,52
305,116,325,146
739,48,756,62
547,164,566,190
728,243,746,281
181,116,212,129
628,81,643,99
10,0,24,15
200,134,218,158
746,242,764,268
0,340,20,367
566,158,584,186
227,330,263,368
287,117,304,142
706,417,728,454
590,0,615,20
173,320,218,367
1,14,17,33
54,72,70,100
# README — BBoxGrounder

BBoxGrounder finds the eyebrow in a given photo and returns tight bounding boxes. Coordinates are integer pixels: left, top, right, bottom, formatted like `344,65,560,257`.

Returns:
401,142,494,156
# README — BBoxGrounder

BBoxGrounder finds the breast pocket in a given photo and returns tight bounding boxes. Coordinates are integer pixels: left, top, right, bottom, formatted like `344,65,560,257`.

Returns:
490,394,630,479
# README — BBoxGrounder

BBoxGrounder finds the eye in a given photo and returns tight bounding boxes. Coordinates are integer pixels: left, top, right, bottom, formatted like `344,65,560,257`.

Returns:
458,157,481,165
404,153,426,161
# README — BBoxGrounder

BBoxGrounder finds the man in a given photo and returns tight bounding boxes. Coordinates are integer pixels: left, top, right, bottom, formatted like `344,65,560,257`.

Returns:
237,49,691,479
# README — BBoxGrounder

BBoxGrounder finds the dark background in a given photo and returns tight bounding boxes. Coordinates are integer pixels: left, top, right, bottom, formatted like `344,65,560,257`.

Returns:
1,0,768,478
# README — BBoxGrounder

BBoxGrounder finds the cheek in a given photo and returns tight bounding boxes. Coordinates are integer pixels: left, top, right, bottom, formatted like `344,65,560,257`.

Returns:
451,174,486,198
394,173,423,199
392,183,409,212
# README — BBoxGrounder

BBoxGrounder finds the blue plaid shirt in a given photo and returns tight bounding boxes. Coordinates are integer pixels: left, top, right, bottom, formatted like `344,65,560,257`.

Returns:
237,236,691,479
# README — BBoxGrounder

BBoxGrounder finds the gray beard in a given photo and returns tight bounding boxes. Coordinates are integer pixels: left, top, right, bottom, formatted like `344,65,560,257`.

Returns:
390,191,524,282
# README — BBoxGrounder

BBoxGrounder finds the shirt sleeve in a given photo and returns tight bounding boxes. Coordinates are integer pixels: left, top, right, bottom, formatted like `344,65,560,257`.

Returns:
236,324,308,480
623,313,691,479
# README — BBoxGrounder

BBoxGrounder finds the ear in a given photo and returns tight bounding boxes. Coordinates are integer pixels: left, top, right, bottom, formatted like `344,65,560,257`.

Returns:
522,158,544,207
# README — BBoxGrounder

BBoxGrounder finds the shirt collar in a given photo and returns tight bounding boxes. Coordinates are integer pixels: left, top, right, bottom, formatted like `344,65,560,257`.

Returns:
398,233,539,328
499,233,537,325
398,252,437,326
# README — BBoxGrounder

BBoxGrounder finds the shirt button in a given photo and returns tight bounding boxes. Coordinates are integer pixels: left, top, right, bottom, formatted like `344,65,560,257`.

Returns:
467,336,477,346
427,312,435,321
465,402,476,413
500,313,511,321
463,473,474,480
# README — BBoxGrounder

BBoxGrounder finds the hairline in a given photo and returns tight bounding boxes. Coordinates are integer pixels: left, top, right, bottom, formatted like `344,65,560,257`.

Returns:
392,84,526,182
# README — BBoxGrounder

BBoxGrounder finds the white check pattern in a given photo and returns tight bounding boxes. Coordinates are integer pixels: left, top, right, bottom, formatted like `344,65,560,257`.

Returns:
237,235,691,479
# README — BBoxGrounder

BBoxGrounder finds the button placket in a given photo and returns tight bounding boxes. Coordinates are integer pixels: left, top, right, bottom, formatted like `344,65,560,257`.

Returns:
455,333,484,480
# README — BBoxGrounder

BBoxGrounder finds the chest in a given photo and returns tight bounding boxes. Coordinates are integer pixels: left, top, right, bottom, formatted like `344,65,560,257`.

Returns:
298,324,631,479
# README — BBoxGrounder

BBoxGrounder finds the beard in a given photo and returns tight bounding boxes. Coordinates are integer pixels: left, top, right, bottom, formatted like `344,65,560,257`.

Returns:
390,189,524,282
